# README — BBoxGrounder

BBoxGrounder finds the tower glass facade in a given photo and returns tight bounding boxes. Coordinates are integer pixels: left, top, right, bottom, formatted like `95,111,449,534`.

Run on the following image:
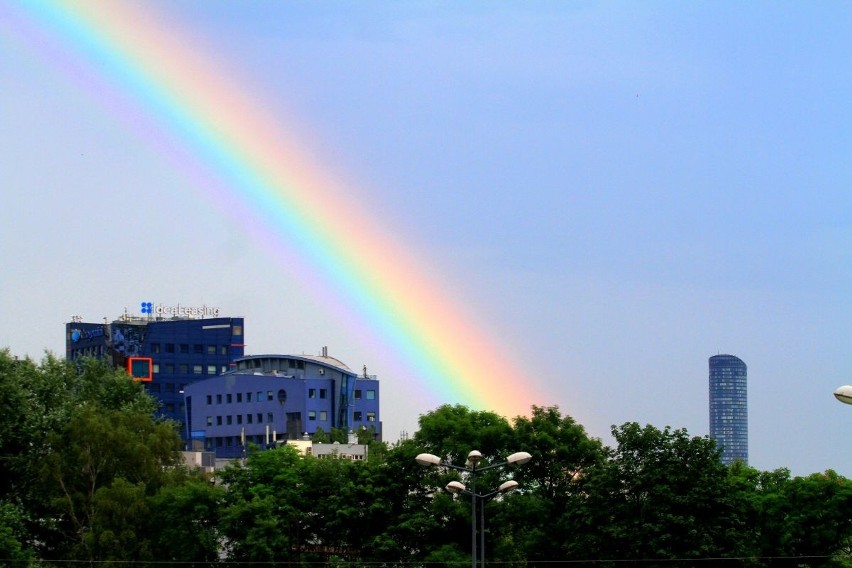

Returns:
708,354,748,465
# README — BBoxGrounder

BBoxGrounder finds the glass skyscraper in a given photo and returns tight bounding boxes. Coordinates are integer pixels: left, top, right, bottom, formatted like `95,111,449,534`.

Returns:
708,354,748,465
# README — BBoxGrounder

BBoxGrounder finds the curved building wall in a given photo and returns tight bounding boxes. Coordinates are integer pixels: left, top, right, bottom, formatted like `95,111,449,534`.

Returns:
184,354,381,457
708,354,748,465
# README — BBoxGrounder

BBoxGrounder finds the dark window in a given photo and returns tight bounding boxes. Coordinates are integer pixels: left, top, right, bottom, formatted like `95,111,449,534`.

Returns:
151,343,160,353
206,395,212,405
236,393,243,403
267,412,273,423
237,415,243,425
194,344,203,354
179,364,189,374
164,364,175,374
308,411,316,421
226,394,232,404
246,392,252,402
216,394,222,404
166,344,175,353
309,389,316,399
354,390,362,400
320,389,327,399
180,344,189,354
354,411,362,421
217,416,222,426
247,414,253,424
227,416,232,425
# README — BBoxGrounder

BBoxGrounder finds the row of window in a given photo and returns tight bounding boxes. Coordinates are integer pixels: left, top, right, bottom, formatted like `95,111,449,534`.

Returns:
207,413,278,426
154,363,228,376
204,389,376,405
151,343,232,355
205,410,376,428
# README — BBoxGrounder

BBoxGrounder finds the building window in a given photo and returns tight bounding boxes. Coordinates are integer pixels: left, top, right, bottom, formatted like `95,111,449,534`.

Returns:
267,412,273,423
193,365,203,374
247,392,252,402
207,365,217,375
180,344,189,354
151,343,160,353
179,364,189,374
257,391,263,402
236,393,243,403
354,390,362,400
216,394,222,404
308,411,316,421
257,413,263,423
367,412,376,422
354,411,362,421
320,389,327,399
220,345,228,355
165,383,175,393
207,345,216,355
206,416,213,426
319,411,327,421
206,395,212,405
226,416,233,425
164,364,175,374
165,403,175,413
309,388,316,399
217,416,223,426
152,364,160,374
166,344,175,353
267,391,273,401
194,344,203,354
237,415,243,425
247,414,253,424
226,394,232,404
232,325,242,336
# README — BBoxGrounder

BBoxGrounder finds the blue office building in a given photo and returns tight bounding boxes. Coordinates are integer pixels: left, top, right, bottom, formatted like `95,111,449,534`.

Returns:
184,351,381,457
65,304,245,438
708,354,748,465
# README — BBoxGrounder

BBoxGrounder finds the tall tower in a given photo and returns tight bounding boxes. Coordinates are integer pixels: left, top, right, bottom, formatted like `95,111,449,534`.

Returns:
708,354,748,465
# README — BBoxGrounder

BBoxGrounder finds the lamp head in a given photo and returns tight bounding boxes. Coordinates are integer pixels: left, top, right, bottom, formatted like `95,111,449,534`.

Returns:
415,453,442,467
835,385,852,405
446,480,466,494
506,451,532,466
498,480,519,493
466,450,483,466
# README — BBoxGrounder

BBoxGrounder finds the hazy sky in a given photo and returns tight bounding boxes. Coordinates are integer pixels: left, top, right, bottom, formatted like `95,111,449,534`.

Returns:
1,2,850,476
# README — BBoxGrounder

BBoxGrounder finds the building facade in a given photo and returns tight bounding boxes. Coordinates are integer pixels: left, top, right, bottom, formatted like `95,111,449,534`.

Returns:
183,352,381,458
65,305,245,439
708,354,748,465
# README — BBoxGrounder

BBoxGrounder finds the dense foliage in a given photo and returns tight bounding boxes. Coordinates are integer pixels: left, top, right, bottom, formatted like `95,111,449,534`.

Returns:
2,349,852,567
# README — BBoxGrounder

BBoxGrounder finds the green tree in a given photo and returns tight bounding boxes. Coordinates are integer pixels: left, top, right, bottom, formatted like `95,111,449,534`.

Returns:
219,445,303,564
147,475,225,566
38,406,182,561
571,422,733,564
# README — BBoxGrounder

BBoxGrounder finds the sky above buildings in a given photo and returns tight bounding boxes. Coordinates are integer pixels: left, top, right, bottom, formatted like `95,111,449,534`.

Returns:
1,2,850,476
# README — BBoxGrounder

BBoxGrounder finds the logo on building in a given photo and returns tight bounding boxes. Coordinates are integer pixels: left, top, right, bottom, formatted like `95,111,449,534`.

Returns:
70,327,104,342
139,301,220,318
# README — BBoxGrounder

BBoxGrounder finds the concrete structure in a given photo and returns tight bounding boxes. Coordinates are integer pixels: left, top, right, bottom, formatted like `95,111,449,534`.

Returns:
183,351,380,458
65,304,244,439
709,354,748,465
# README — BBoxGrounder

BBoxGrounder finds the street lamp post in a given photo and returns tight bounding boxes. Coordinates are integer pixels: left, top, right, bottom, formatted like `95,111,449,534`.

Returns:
416,450,531,568
447,479,519,568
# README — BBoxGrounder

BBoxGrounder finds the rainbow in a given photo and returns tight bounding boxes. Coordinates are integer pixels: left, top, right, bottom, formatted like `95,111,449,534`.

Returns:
3,1,550,419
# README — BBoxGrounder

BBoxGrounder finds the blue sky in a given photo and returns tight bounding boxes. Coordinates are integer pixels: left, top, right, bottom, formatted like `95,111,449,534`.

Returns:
1,2,850,476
